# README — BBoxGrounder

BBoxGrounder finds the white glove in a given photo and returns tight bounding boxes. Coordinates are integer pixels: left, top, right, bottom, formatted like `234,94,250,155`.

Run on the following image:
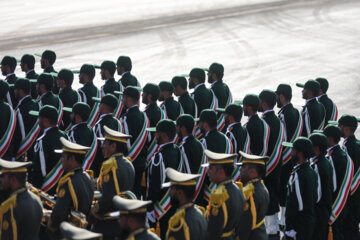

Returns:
285,229,297,239
147,210,156,223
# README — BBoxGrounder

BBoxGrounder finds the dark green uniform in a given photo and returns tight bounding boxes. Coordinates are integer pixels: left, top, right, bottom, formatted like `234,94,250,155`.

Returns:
144,103,162,142
0,188,43,240
0,100,14,161
202,128,230,153
127,228,160,240
191,83,213,115
119,72,139,88
236,179,269,240
5,73,19,107
318,94,338,124
225,122,249,157
38,91,60,109
309,154,333,240
244,114,268,156
101,78,120,98
43,66,58,94
59,86,79,130
26,70,39,99
211,81,230,108
285,162,318,240
166,203,208,240
78,82,99,110
160,97,182,121
68,122,94,147
91,153,135,238
301,98,325,137
179,91,196,117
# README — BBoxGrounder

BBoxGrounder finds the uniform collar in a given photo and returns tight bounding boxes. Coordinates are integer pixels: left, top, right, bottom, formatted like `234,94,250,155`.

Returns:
305,97,316,104
194,83,205,91
159,142,172,149
121,71,129,77
326,144,339,154
278,102,290,114
99,113,113,119
261,109,274,117
16,95,31,108
217,179,232,186
211,80,218,87
26,69,34,75
5,73,15,79
317,94,327,100
177,202,193,212
227,122,238,130
126,104,138,113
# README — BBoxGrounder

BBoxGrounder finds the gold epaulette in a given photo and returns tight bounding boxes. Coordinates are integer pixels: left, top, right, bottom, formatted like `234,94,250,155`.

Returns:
56,171,75,190
0,195,18,239
56,171,78,211
100,157,118,176
167,209,190,239
125,156,132,162
195,205,206,216
243,183,255,201
0,194,17,215
235,181,243,191
209,185,229,208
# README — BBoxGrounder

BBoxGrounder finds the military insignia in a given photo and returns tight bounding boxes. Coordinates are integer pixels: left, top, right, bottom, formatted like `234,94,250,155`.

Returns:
58,188,66,198
2,220,9,230
212,207,219,216
104,174,110,182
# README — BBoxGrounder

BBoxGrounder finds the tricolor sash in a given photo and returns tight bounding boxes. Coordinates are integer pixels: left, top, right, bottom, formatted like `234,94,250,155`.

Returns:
16,120,40,159
57,99,64,127
282,114,303,164
80,88,101,127
266,122,285,176
126,112,149,161
113,84,125,119
350,159,360,195
260,119,270,156
216,90,233,132
330,103,338,121
232,132,250,181
329,153,354,224
82,131,98,170
193,150,208,201
41,160,64,193
0,106,16,158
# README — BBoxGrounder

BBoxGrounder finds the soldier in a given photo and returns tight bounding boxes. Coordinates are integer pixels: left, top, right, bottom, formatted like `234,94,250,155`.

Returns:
236,151,269,240
1,55,18,107
92,94,122,177
90,126,135,239
164,168,208,240
60,222,102,240
296,80,325,136
20,54,39,99
113,196,160,239
316,78,338,123
275,84,302,228
323,125,354,240
100,60,121,97
147,119,181,239
242,94,269,156
47,137,94,237
258,90,285,238
117,56,139,87
30,105,68,194
308,133,333,240
189,68,214,114
338,114,360,239
281,137,318,240
207,62,231,110
204,149,244,240
0,159,43,239
57,69,80,130
39,50,58,94
121,86,148,198
172,76,196,117
159,81,183,121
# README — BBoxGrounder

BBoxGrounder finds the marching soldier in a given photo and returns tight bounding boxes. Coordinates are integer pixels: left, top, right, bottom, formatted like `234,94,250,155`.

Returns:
30,105,68,194
100,60,121,97
259,90,284,238
60,222,102,240
0,159,43,239
204,150,244,240
113,196,160,239
236,151,269,240
20,54,39,99
242,94,269,156
92,94,122,177
165,168,208,240
207,62,231,110
308,133,333,240
189,68,214,114
90,126,135,239
316,78,338,123
57,69,80,130
147,119,181,239
281,137,318,240
39,50,58,93
296,80,325,136
172,76,196,117
117,56,139,87
1,55,18,107
159,81,183,121
47,137,94,237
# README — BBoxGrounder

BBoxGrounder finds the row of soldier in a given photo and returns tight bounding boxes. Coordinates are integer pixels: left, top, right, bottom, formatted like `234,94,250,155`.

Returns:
0,50,359,240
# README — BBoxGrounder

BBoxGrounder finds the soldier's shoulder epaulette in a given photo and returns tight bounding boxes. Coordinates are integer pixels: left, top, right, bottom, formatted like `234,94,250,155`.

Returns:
235,181,243,190
100,157,118,175
125,156,132,162
57,171,75,189
0,194,17,215
168,209,186,232
209,185,229,208
243,182,255,201
195,205,206,216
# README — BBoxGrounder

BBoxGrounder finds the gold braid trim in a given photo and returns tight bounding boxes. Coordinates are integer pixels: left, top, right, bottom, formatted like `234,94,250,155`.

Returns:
56,171,78,211
222,202,228,229
209,185,229,208
0,194,18,240
167,209,190,240
98,156,118,189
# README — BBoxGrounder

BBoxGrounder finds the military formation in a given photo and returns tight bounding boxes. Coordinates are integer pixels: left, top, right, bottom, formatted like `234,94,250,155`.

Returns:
0,50,359,240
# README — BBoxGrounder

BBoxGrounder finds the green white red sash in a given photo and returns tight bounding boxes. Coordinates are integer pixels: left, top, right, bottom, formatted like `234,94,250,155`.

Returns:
260,119,270,156
329,153,354,224
16,120,40,159
330,103,338,121
282,114,303,164
82,131,98,170
86,88,101,127
217,90,233,132
266,122,285,176
113,84,125,119
350,158,360,195
57,99,64,127
193,150,208,201
0,106,16,157
146,109,167,165
232,132,250,181
126,112,149,161
41,160,64,192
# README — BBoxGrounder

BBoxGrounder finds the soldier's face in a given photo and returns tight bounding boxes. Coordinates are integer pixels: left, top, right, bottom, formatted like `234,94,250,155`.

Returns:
158,91,165,102
1,65,7,76
243,105,249,116
119,215,130,236
189,77,195,89
20,62,26,72
224,114,230,126
176,125,182,139
240,164,250,183
40,57,46,69
276,94,282,108
100,69,106,80
207,165,220,183
302,88,308,99
102,140,115,158
142,92,149,105
14,88,20,100
39,117,45,130
169,186,180,208
258,100,264,112
70,112,76,124
0,174,11,192
61,153,71,171
155,132,162,144
207,71,213,83
79,73,85,84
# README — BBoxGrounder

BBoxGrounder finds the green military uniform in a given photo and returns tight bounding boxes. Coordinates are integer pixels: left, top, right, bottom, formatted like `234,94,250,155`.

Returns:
40,50,59,94
100,61,121,98
48,138,94,236
0,160,43,240
21,54,39,99
79,82,99,110
159,81,182,121
60,221,102,240
91,126,135,239
1,56,19,108
172,76,197,117
117,56,139,88
236,152,269,240
37,74,62,114
143,83,162,142
208,63,231,109
204,150,245,240
309,133,333,240
189,68,213,115
165,168,208,240
113,196,160,240
316,78,338,123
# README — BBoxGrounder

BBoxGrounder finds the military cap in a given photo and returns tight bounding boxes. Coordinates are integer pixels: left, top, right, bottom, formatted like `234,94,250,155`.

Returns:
0,158,32,174
309,133,328,151
37,73,54,90
323,125,341,142
243,94,260,110
100,60,116,75
0,80,9,98
237,151,268,166
58,68,74,85
159,81,174,93
41,50,56,64
123,86,140,101
259,89,276,107
176,114,195,131
315,78,329,93
156,119,176,135
189,68,205,83
99,126,132,143
221,103,243,121
203,149,237,165
93,94,118,110
276,84,292,95
20,54,35,65
209,62,224,77
337,114,359,129
199,109,217,124
29,105,58,123
296,80,320,95
73,102,91,121
282,137,313,157
60,221,102,240
1,56,17,69
143,83,160,100
14,78,31,92
116,56,132,71
113,196,152,214
162,167,199,188
171,76,187,90
55,137,90,155
79,64,96,79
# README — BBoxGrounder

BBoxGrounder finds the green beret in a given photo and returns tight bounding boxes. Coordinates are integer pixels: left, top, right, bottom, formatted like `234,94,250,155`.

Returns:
1,56,17,70
100,60,116,75
159,81,174,93
309,133,328,152
338,114,358,129
176,114,195,130
189,68,205,83
123,86,140,101
293,137,313,157
323,125,341,142
156,119,176,136
171,76,187,90
20,54,35,66
225,104,243,121
58,69,74,85
243,94,259,110
143,83,160,100
80,64,95,79
259,89,276,107
42,50,56,65
296,80,320,95
116,56,132,71
209,62,224,77
37,73,54,90
14,78,31,93
0,80,9,98
73,102,91,121
275,84,292,96
199,109,217,127
315,78,329,93
100,94,118,110
39,105,58,123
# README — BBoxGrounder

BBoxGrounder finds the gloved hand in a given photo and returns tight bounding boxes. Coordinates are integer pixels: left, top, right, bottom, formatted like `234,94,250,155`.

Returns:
147,210,156,223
